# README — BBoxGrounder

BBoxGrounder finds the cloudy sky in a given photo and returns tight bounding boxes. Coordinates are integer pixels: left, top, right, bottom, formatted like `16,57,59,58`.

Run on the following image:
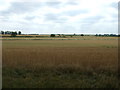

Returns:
0,0,118,34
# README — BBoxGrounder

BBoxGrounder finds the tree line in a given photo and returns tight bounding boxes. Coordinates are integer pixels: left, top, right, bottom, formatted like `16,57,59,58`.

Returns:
50,34,119,37
0,31,22,37
1,31,119,37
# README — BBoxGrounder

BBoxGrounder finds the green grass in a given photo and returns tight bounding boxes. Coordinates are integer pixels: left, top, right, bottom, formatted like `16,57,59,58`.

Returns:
3,68,118,88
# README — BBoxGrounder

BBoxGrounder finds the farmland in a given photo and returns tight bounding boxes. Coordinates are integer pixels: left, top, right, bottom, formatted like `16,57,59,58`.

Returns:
2,36,118,88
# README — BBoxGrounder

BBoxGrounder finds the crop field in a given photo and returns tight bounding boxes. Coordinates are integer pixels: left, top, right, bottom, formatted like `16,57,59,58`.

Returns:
2,37,119,88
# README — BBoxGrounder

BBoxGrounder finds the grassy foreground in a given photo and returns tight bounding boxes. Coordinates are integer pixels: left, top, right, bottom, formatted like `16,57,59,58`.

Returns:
2,38,118,88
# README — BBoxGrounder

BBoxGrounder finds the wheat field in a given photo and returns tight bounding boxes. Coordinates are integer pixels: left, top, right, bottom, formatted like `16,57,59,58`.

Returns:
2,39,118,88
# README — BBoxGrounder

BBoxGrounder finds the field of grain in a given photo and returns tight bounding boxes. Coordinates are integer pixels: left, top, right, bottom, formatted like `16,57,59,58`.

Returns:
2,38,118,88
1,35,118,40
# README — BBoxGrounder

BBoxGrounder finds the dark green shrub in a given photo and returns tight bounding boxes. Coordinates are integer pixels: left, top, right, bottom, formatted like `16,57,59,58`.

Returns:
11,32,17,37
81,34,84,36
50,34,55,37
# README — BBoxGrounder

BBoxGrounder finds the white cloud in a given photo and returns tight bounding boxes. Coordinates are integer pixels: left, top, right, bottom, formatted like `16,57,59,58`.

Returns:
0,0,118,34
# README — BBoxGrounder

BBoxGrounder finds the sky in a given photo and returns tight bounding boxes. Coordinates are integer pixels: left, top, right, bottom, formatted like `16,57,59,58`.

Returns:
0,0,119,34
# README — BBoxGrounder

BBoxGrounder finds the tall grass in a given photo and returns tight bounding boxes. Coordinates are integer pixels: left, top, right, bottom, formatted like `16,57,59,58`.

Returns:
2,40,118,88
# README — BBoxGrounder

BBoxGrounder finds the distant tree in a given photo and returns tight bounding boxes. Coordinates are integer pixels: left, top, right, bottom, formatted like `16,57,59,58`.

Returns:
104,34,109,36
81,34,84,36
50,34,55,37
18,31,21,35
5,31,7,34
110,34,116,37
5,31,12,34
95,34,98,36
58,34,61,37
15,31,17,35
11,32,17,37
99,34,102,36
62,34,66,38
1,31,4,34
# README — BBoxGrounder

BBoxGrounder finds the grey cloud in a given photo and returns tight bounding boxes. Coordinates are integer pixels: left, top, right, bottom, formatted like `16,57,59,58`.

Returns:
0,15,9,22
81,16,104,24
45,13,58,20
112,13,117,19
0,11,10,21
65,1,78,5
44,1,78,9
0,2,44,22
0,2,43,15
0,1,62,21
63,9,88,16
45,1,61,7
24,16,36,21
44,13,68,23
0,0,118,34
